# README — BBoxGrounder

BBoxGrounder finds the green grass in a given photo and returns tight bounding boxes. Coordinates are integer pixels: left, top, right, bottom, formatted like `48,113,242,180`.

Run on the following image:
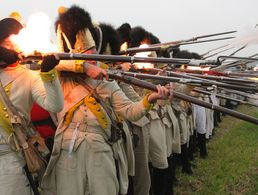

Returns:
175,105,258,195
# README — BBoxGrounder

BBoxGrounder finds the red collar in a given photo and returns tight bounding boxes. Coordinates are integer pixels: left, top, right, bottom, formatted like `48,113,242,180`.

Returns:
8,62,19,67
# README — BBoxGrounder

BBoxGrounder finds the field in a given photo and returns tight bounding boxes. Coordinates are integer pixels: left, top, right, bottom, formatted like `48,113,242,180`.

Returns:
175,105,258,195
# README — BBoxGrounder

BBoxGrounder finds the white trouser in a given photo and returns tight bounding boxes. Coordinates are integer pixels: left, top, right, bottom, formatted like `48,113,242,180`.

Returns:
0,152,32,195
55,133,119,195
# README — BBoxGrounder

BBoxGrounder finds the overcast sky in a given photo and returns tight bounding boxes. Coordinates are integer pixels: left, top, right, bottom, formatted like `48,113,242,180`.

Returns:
1,0,258,57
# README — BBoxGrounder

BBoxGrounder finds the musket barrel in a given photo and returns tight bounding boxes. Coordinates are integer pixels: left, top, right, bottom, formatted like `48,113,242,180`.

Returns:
119,37,235,55
122,71,258,92
108,72,258,125
59,70,258,124
187,73,257,84
166,71,258,92
218,55,258,62
226,72,258,78
23,53,219,66
193,88,256,106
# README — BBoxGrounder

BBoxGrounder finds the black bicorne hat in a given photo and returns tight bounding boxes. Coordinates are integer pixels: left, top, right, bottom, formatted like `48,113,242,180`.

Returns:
55,5,94,48
0,18,23,43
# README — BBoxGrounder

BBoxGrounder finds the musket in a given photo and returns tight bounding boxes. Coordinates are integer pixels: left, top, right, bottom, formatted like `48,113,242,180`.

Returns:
172,68,226,76
119,31,236,54
219,45,248,63
193,88,257,107
137,67,258,90
225,72,258,78
107,70,258,125
185,73,258,84
170,68,258,78
201,44,230,57
24,165,40,195
217,55,258,63
121,71,258,92
215,55,258,71
216,53,258,69
225,53,258,66
221,88,258,100
59,70,258,124
202,47,234,59
144,67,257,84
119,36,235,55
153,30,237,46
23,53,219,66
163,70,258,92
179,37,235,46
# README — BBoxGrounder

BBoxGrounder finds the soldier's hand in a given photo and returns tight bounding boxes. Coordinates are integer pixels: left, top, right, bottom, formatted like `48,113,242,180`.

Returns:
0,46,19,65
147,84,169,104
119,62,131,71
167,82,174,102
157,67,167,76
157,82,174,105
41,54,60,72
84,63,108,80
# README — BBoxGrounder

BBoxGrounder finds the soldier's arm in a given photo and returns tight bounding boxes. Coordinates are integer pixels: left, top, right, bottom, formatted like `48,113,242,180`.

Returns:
56,60,107,80
55,59,85,73
97,81,167,122
118,82,141,102
174,83,195,95
31,69,64,113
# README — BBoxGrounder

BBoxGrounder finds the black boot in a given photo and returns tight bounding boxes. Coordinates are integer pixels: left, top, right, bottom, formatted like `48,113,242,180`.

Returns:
151,166,168,195
188,134,198,161
197,133,208,158
165,155,174,195
127,176,134,195
181,143,193,174
217,111,222,123
214,111,219,127
171,154,179,185
149,163,154,195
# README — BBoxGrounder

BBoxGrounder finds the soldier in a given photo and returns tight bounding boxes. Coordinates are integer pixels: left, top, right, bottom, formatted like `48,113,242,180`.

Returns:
93,22,137,195
192,93,208,158
41,5,171,195
203,94,214,140
171,98,193,174
173,50,200,175
0,17,64,195
126,26,171,195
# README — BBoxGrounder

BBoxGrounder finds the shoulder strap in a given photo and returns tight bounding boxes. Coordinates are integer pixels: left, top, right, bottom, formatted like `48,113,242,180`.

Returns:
81,81,117,125
0,65,26,87
60,84,90,119
0,80,30,150
0,81,26,129
80,81,122,142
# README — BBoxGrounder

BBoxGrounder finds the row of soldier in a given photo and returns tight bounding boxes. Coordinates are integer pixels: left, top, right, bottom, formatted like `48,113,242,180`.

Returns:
0,5,243,195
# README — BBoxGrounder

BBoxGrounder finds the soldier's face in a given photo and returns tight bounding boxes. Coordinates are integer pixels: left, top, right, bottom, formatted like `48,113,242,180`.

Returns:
0,36,20,52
